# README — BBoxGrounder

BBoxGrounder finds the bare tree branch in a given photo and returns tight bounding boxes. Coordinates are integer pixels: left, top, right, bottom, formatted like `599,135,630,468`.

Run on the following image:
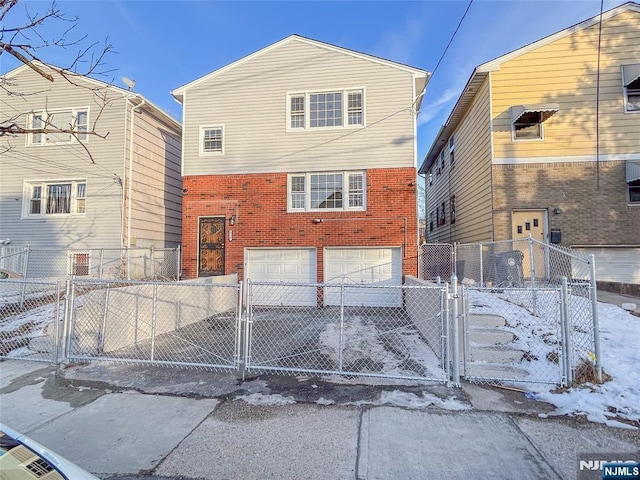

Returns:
1,0,117,164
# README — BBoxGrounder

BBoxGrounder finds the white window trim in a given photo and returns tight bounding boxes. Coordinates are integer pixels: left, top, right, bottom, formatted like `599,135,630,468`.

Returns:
286,87,366,132
622,64,640,114
22,179,87,219
287,171,366,212
511,110,545,142
27,107,90,146
199,125,225,156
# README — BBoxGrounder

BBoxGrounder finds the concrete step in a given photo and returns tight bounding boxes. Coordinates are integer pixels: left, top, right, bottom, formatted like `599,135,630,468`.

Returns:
468,347,524,364
468,329,515,346
467,314,506,329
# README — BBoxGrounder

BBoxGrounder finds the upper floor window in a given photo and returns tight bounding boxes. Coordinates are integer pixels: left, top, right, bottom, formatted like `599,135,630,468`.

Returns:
449,136,455,167
287,89,364,131
622,64,640,113
450,195,456,224
438,150,445,174
28,108,89,145
287,171,365,211
200,126,224,155
510,104,558,141
23,180,87,218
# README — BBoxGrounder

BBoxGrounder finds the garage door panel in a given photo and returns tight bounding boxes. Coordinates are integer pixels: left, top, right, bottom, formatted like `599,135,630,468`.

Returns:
246,248,317,306
324,248,402,307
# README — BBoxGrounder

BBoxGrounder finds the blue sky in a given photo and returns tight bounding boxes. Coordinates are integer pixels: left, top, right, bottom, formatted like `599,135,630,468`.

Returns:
2,0,624,161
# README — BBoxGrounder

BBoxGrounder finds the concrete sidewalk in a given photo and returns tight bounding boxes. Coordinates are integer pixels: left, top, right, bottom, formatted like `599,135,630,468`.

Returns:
1,359,639,480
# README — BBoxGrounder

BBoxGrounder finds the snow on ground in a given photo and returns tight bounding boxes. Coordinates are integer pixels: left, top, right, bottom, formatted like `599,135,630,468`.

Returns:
1,284,638,425
534,302,640,427
338,390,469,410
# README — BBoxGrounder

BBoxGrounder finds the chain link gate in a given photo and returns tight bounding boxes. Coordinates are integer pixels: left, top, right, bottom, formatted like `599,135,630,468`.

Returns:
244,280,451,383
62,279,243,371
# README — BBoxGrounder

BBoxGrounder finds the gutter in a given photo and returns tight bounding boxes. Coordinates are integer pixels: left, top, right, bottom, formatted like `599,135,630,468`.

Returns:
126,98,146,249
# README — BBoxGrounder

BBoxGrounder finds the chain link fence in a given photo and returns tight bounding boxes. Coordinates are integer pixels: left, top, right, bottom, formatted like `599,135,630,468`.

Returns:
418,237,601,387
64,279,241,370
2,247,601,389
0,279,62,362
419,243,453,281
245,280,449,382
0,246,180,281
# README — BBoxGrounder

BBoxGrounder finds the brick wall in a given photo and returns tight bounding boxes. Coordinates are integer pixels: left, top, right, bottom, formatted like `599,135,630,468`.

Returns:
182,168,418,280
492,161,640,246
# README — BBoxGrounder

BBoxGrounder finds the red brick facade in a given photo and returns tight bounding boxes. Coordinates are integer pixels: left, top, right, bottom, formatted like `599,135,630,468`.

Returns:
182,168,418,280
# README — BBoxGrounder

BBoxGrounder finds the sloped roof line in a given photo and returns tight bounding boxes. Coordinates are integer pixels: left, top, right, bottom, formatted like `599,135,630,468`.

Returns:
419,1,640,173
171,34,429,102
1,61,180,130
477,2,640,73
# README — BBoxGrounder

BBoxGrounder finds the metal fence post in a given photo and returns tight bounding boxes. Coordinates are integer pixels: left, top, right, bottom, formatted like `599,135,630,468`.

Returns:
589,254,602,383
99,283,110,353
20,246,31,307
61,278,77,361
443,283,450,381
151,246,157,280
99,249,104,280
528,235,538,316
460,284,468,378
450,273,460,386
479,243,484,286
243,280,253,381
53,281,62,364
151,283,157,361
339,282,345,372
561,277,573,386
176,245,182,280
236,281,244,371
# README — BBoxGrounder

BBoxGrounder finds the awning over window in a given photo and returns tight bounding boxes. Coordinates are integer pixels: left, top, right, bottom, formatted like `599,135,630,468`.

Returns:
511,104,560,123
627,160,640,183
622,64,640,87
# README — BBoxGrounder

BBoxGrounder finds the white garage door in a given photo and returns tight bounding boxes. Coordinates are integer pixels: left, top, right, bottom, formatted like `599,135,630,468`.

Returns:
324,247,403,307
245,248,317,306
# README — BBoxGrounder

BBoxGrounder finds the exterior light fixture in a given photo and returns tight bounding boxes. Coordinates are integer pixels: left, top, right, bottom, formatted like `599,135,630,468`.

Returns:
229,215,236,225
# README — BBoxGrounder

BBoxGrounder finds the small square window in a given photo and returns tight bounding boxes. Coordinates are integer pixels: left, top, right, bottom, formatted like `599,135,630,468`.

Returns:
514,112,543,139
201,127,223,154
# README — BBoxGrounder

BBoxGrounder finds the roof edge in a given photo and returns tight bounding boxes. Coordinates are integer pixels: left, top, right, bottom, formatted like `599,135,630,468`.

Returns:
2,61,181,130
477,2,640,73
171,34,429,104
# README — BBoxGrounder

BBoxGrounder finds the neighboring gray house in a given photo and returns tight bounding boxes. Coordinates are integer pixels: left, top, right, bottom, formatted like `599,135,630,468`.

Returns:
0,63,182,277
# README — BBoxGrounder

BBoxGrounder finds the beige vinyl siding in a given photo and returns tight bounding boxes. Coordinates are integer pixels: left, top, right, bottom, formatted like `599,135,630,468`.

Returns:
426,76,493,244
126,104,182,248
182,39,417,176
0,67,128,249
492,9,640,160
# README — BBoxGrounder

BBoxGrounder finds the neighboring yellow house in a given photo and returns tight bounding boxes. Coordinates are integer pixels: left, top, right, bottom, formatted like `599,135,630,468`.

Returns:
419,2,640,289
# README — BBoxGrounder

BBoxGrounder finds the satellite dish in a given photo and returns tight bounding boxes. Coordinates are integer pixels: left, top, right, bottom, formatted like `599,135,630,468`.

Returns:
122,77,136,91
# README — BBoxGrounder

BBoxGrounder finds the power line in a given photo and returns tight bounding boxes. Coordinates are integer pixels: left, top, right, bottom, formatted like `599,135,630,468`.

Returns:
430,0,474,79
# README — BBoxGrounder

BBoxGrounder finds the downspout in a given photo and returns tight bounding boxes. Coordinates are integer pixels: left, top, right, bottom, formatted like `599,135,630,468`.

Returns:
127,99,146,249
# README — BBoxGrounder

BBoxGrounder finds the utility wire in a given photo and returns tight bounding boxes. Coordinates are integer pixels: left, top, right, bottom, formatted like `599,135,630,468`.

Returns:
430,0,474,79
595,0,604,191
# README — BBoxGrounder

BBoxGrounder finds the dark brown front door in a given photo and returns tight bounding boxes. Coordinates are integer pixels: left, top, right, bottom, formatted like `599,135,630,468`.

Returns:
198,217,225,276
